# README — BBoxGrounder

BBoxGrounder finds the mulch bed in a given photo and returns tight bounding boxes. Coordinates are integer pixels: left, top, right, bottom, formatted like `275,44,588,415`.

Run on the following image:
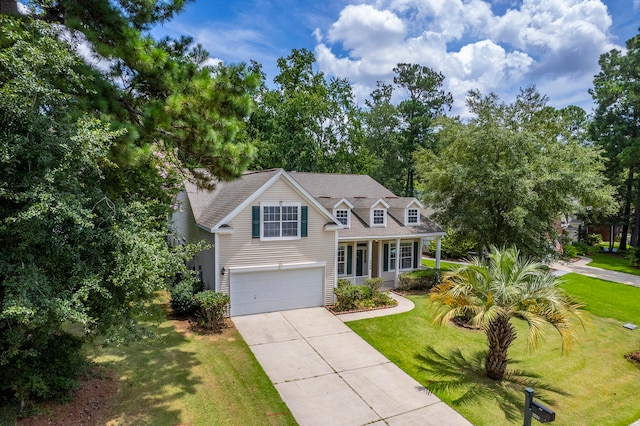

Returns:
17,366,117,426
625,350,640,366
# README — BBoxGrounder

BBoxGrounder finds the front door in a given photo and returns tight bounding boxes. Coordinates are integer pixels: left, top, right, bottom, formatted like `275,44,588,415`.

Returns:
356,247,367,277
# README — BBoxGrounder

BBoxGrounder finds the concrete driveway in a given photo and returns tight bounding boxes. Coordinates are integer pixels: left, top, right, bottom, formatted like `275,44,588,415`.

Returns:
232,307,472,426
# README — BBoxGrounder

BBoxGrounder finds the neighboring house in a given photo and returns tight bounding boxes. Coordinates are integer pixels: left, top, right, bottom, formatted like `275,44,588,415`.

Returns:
170,169,444,316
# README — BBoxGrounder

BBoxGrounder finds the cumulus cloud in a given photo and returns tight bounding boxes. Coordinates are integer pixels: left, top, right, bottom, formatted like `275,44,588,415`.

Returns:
314,0,621,115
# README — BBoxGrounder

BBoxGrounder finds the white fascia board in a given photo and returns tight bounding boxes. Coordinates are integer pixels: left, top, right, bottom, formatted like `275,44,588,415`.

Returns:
338,232,445,241
212,169,341,230
280,172,341,224
211,169,287,231
333,197,354,209
372,198,391,209
197,222,234,234
409,199,424,209
324,224,343,231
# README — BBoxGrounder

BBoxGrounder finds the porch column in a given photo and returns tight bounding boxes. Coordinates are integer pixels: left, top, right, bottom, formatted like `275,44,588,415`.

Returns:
436,237,442,269
367,239,372,278
395,238,401,283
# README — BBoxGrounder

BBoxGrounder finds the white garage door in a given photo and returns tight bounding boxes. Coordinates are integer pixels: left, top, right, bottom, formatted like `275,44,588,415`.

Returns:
230,267,325,316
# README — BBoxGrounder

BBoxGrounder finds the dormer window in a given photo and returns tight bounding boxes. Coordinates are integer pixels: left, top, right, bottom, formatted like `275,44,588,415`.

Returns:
372,209,386,226
334,209,349,227
407,208,419,225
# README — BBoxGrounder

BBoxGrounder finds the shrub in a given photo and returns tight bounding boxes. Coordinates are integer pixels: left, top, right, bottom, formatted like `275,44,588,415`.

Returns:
627,247,640,266
429,229,477,259
365,277,384,293
193,291,230,332
334,279,370,311
397,269,441,292
562,244,579,259
170,278,201,316
571,241,589,256
333,278,395,312
586,233,603,246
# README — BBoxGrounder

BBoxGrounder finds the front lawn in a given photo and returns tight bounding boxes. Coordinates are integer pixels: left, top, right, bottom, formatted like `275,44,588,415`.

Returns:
421,257,460,271
347,278,640,425
585,252,640,276
19,293,296,426
560,273,640,324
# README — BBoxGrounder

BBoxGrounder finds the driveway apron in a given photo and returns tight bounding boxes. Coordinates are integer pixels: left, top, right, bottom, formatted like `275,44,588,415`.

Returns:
232,307,472,426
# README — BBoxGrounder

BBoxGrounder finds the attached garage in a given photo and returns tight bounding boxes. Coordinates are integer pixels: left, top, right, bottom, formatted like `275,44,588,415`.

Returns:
229,265,325,316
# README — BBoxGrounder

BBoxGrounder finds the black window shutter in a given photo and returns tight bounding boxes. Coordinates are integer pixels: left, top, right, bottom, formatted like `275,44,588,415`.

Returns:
383,243,389,272
347,245,353,275
301,206,308,237
252,206,260,238
413,241,419,269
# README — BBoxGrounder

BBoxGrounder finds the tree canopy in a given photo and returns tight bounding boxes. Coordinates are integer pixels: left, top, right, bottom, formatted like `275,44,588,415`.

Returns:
248,49,369,174
363,64,452,196
590,30,640,248
1,1,256,406
416,87,614,258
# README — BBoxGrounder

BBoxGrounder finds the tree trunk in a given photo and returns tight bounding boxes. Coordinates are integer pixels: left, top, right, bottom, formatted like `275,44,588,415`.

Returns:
632,202,640,247
484,315,516,380
0,0,19,16
619,167,635,250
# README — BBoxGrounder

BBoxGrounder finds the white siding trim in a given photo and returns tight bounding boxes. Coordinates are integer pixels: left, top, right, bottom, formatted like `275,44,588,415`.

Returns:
214,233,220,292
228,261,326,274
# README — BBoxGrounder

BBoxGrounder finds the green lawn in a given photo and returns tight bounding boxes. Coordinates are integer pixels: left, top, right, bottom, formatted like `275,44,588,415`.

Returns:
87,296,296,425
347,277,640,425
422,258,460,271
561,273,640,324
6,294,295,425
585,252,640,276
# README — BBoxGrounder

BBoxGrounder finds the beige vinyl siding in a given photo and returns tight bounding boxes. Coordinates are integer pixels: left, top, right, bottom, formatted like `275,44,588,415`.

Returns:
218,178,337,305
170,191,217,290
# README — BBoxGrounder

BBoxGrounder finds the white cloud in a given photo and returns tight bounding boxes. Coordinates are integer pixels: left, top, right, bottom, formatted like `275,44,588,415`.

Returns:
327,5,406,56
314,0,622,114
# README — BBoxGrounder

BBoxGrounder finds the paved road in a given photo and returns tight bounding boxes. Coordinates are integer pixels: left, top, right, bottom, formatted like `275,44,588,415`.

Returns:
233,305,472,426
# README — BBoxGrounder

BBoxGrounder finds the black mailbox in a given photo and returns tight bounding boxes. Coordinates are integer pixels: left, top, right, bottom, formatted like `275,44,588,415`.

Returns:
524,388,556,426
531,400,556,423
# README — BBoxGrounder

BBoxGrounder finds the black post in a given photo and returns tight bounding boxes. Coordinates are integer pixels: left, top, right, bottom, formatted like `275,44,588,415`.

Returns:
524,387,534,426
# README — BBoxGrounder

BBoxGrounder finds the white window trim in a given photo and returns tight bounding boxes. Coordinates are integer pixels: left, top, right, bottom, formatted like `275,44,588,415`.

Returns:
371,208,386,227
400,242,413,270
337,244,346,276
389,243,396,271
406,208,419,225
334,209,350,228
260,202,301,241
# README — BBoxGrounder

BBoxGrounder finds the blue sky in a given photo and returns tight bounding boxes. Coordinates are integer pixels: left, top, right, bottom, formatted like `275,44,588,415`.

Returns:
153,0,640,115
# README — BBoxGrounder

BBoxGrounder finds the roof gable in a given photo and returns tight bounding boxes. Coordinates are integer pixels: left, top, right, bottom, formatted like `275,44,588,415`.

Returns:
186,169,340,232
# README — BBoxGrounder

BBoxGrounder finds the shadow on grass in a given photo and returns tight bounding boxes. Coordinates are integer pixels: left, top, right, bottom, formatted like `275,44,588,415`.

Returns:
94,311,203,424
416,346,569,422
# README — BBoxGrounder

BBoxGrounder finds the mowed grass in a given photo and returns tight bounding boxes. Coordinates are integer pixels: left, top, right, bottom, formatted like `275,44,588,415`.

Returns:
586,252,640,276
561,273,640,325
88,294,296,426
347,275,640,425
421,258,460,271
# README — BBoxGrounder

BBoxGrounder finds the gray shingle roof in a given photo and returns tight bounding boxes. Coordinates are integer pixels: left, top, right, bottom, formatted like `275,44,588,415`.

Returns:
185,169,280,230
288,172,396,198
183,169,444,237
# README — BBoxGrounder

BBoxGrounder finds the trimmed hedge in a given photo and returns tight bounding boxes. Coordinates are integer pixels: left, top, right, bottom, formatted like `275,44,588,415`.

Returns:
193,291,230,333
397,269,441,292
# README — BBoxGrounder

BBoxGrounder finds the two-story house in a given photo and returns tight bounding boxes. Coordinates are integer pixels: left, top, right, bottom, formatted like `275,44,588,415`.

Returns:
170,169,444,316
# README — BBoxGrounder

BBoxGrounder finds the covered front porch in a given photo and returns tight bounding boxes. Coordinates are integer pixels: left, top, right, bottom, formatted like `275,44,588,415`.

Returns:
337,237,442,288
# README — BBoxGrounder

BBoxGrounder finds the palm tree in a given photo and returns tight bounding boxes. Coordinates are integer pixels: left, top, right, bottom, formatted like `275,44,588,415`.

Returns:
430,246,586,381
